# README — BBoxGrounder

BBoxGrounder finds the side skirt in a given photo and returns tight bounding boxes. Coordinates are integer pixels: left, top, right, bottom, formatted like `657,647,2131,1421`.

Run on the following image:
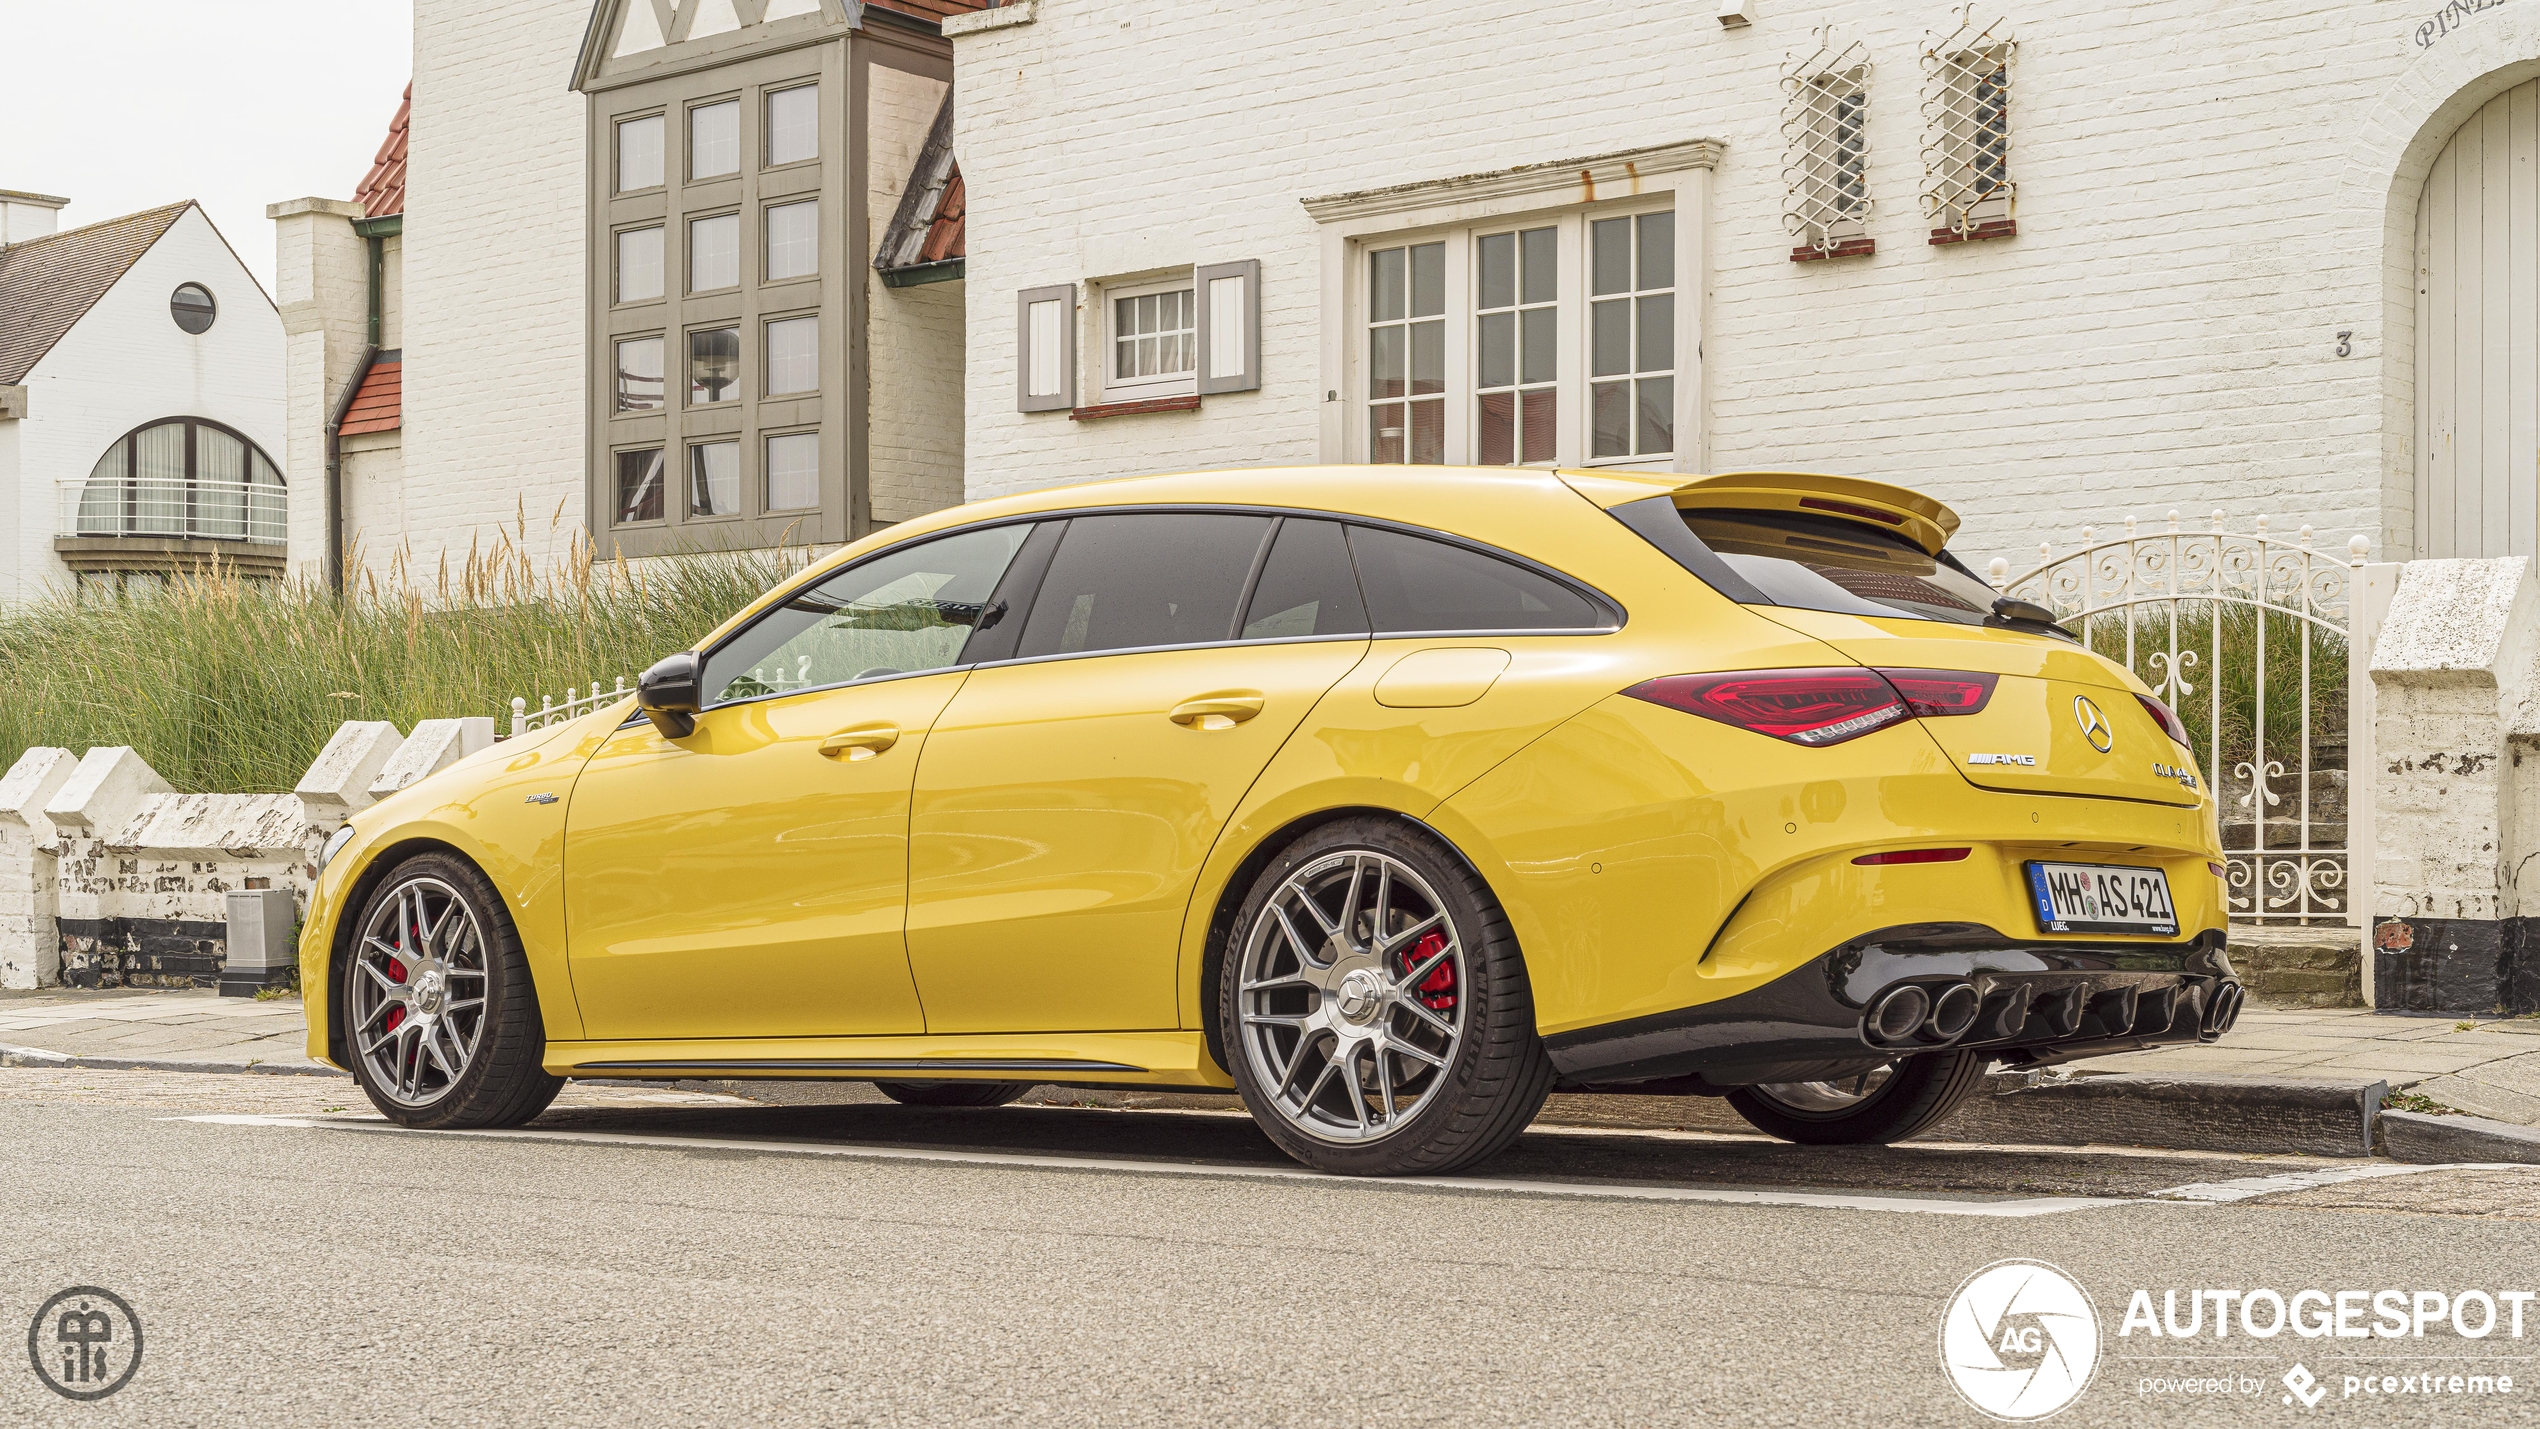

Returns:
544,1030,1237,1088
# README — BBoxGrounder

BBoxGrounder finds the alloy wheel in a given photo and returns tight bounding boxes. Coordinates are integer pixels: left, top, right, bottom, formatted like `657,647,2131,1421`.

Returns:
347,876,490,1107
1236,850,1467,1144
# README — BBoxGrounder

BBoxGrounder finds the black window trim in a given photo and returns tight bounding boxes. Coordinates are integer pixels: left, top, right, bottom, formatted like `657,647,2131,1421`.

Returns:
685,502,1627,716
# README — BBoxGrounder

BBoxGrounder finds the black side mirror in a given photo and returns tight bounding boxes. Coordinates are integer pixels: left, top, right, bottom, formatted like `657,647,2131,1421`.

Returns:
638,651,703,739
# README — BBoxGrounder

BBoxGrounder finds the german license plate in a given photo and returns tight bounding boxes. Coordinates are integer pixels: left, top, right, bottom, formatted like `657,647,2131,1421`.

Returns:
2024,861,2178,936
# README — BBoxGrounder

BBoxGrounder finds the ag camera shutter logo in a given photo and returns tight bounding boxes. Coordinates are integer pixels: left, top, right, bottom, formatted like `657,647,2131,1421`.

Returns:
1940,1259,2103,1420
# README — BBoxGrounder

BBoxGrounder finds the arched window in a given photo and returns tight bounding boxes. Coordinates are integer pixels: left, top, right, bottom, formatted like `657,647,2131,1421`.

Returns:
76,418,284,544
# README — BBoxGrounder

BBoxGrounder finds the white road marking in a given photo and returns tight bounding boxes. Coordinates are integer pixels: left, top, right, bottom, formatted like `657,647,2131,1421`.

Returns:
2147,1162,2539,1202
179,1113,2134,1217
0,1042,72,1062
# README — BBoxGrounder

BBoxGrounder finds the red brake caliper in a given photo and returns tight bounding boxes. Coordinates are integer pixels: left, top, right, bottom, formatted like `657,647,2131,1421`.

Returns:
1401,931,1456,1011
383,958,409,1034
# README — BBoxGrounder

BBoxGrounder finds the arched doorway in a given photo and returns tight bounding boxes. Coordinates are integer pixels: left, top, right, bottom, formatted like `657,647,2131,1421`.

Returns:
2416,78,2540,559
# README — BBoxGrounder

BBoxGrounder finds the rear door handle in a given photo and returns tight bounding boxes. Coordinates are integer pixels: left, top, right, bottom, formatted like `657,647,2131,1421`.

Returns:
818,723,901,760
1169,692,1265,730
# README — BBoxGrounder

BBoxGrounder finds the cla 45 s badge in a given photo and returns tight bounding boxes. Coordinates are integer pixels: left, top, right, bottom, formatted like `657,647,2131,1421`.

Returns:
2152,762,2197,790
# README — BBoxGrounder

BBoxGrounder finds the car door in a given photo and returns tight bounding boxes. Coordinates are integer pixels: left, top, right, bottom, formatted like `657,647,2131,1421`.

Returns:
905,512,1373,1033
563,522,1035,1040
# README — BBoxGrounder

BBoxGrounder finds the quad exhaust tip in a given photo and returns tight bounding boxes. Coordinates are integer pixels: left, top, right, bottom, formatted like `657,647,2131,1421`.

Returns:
1863,980,1982,1048
1866,985,1931,1045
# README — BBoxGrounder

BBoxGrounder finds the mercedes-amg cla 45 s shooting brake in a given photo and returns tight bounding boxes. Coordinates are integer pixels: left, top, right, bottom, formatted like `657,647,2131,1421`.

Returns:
303,466,2240,1175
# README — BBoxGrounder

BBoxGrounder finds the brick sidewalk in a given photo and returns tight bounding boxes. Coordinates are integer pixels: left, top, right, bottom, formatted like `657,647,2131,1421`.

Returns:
7,988,2538,1126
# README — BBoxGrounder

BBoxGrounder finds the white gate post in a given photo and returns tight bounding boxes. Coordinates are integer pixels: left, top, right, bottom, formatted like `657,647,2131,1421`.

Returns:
2345,549,2401,1008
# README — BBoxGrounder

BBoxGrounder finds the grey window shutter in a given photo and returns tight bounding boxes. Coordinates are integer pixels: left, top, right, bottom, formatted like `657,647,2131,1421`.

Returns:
1193,259,1261,395
1017,284,1075,412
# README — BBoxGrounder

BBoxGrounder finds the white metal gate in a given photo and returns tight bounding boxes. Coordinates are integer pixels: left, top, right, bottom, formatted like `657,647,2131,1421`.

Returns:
2416,76,2540,560
1994,516,2374,924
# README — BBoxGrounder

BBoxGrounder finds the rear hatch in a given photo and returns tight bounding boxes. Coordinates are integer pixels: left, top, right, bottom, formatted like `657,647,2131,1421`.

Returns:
1575,469,2204,808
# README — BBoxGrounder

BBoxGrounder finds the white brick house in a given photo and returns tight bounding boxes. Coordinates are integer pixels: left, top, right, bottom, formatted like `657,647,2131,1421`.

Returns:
947,0,2540,569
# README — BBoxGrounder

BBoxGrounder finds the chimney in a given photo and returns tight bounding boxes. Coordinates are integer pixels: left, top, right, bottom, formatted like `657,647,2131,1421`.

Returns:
0,191,70,246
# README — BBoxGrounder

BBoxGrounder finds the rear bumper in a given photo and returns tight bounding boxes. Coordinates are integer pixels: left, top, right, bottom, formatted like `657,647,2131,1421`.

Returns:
1542,921,2238,1089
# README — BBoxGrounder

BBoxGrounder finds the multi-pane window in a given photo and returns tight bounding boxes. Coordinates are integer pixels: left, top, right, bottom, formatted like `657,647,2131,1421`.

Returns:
766,315,817,395
1475,226,1557,465
1107,282,1195,396
690,441,740,516
1588,212,1674,460
617,449,666,524
1920,14,2016,238
617,114,664,193
1366,241,1445,464
617,226,664,303
691,99,741,179
765,200,817,281
765,432,818,512
690,327,740,405
690,213,739,291
1781,36,1873,258
765,85,817,167
616,336,664,411
1356,209,1676,468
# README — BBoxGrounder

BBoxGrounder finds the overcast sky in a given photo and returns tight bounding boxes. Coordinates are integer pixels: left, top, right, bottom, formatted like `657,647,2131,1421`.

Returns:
1,1,413,291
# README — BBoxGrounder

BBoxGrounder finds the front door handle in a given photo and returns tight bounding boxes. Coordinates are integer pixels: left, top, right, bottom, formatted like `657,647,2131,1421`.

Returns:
818,723,901,761
1168,692,1265,731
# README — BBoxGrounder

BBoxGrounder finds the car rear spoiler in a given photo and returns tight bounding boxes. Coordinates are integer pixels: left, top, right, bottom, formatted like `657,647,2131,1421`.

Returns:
1558,469,1961,558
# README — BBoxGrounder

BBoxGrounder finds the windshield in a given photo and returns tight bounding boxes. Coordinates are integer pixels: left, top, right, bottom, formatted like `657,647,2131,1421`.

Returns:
1677,507,2007,629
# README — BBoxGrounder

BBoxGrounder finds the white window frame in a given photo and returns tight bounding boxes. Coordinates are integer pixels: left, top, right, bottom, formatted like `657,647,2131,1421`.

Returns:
1307,140,1717,473
1096,273,1201,403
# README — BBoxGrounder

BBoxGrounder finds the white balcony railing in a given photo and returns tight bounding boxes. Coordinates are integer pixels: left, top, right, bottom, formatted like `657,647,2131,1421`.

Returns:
57,477,286,545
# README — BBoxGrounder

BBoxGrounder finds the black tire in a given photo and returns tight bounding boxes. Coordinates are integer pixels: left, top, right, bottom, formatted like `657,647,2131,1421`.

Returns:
873,1080,1032,1107
341,852,562,1129
1220,817,1554,1176
1724,1050,1990,1145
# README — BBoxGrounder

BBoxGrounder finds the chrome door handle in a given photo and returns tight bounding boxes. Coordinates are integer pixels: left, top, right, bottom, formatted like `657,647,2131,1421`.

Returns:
1168,692,1265,731
818,723,900,761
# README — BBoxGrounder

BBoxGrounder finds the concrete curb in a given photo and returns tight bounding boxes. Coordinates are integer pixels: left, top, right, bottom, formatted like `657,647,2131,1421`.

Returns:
2381,1109,2540,1165
1933,1072,2389,1158
0,1044,347,1079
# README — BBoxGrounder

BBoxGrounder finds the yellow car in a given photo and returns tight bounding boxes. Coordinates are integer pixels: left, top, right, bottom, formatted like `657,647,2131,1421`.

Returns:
302,466,2238,1175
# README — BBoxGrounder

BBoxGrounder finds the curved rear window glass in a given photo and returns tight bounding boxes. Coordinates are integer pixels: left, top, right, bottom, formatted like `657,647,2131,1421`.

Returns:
1679,508,1998,627
1346,526,1604,633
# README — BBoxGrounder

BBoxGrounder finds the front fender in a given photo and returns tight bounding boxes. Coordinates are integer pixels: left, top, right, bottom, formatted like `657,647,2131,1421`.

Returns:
299,707,625,1065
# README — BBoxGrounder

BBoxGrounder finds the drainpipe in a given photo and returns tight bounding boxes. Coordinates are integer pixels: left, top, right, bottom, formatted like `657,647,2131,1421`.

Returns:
328,214,402,595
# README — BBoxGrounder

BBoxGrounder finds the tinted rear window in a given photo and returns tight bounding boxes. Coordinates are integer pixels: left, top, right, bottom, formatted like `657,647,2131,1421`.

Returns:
1678,508,1999,627
1015,513,1274,657
1347,526,1604,633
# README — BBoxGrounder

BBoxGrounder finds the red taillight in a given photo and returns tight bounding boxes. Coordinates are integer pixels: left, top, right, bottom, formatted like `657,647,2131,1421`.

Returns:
2137,694,2192,750
1625,668,1909,747
1852,848,1971,866
1797,496,1906,526
2208,861,2227,879
1624,666,1999,747
1879,668,1998,718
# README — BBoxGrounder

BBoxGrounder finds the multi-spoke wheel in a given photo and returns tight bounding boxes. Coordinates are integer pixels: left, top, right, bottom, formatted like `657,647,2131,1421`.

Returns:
341,853,561,1129
1725,1050,1990,1145
1221,818,1552,1176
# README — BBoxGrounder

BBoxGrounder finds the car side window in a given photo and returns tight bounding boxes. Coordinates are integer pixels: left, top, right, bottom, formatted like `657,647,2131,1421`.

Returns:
1345,525,1603,633
701,523,1033,705
1240,519,1369,640
1014,512,1274,658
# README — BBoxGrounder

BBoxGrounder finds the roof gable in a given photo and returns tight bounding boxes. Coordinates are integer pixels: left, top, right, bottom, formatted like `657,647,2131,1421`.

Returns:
874,92,963,276
0,200,194,386
575,0,987,90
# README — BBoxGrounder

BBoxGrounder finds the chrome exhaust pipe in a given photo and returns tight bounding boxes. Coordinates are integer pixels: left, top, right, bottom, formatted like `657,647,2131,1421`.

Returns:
1864,984,1932,1046
1926,983,1981,1043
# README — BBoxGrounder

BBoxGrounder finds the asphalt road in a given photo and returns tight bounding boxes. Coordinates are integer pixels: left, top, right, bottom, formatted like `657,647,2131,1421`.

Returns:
4,1067,2538,1428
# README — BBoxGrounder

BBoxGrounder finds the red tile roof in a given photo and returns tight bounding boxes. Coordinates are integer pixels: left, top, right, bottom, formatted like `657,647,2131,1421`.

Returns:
920,165,965,263
338,357,402,435
355,84,411,220
0,201,193,386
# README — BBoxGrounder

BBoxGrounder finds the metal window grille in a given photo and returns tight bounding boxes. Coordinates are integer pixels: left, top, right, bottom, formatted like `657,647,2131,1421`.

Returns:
1920,7,2015,239
1781,32,1874,259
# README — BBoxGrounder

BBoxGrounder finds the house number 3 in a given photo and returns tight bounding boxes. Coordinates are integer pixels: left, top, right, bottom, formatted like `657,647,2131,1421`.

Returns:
2335,330,2352,357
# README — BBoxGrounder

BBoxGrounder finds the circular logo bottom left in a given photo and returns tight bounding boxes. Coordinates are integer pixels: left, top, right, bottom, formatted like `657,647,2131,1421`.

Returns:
27,1286,143,1401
